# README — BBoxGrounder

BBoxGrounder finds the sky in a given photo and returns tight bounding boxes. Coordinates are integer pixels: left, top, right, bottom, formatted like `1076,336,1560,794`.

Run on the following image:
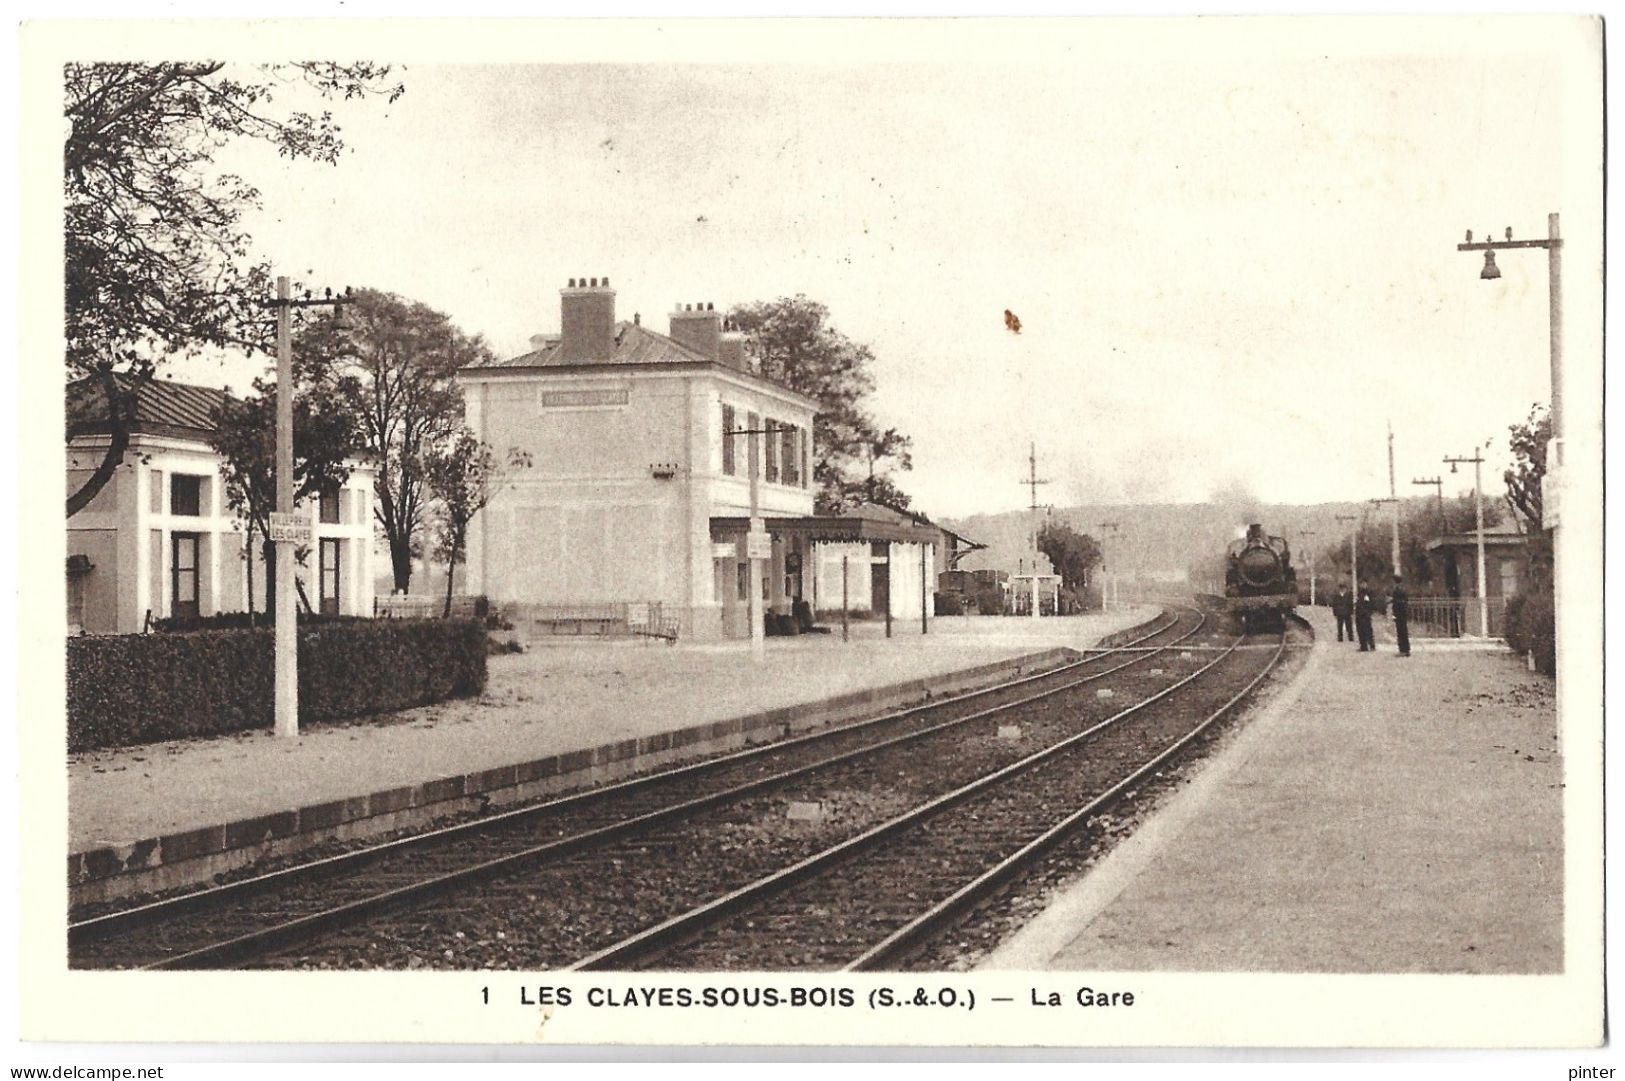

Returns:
156,19,1601,519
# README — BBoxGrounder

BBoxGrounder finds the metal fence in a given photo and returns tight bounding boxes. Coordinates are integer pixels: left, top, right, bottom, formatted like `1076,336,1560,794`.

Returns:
1405,596,1507,638
505,601,679,642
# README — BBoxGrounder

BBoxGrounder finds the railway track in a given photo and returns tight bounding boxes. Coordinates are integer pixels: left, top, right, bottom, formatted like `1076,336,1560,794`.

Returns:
71,606,1213,970
572,616,1308,972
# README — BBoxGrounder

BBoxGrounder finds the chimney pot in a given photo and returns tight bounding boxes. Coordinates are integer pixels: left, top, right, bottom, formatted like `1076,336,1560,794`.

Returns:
602,276,610,287
568,278,576,288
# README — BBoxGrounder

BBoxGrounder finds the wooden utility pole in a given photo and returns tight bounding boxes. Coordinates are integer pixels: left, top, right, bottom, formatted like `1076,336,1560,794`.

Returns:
1022,443,1050,619
1412,476,1444,533
1299,529,1318,606
1097,520,1121,611
1387,421,1401,571
1445,449,1489,637
1335,513,1360,598
266,278,348,738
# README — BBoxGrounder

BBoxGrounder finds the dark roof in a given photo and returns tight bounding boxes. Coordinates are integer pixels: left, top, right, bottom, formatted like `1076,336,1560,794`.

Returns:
67,376,229,440
481,321,710,368
1425,528,1529,553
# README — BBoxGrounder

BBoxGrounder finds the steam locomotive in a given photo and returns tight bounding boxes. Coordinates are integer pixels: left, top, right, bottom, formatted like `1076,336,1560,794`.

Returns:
1224,523,1297,631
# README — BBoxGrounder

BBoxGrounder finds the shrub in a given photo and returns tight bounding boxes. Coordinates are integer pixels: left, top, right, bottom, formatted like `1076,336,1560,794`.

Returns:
934,591,965,616
151,610,366,633
67,619,487,752
1504,586,1555,676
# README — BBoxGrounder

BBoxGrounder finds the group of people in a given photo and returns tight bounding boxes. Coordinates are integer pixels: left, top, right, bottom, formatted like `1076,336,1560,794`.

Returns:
1329,577,1410,656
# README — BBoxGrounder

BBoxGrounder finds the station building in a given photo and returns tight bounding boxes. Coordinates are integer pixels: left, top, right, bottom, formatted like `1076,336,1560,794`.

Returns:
65,378,376,634
1424,519,1532,637
458,278,940,640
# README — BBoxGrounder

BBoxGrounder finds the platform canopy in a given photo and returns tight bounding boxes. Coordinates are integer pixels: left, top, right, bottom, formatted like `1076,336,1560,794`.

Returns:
710,514,941,546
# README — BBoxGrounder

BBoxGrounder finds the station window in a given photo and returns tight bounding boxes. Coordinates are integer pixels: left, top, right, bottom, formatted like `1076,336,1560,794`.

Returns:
764,418,779,483
170,474,202,516
171,532,200,619
319,489,340,524
320,537,342,615
781,427,798,486
721,404,736,476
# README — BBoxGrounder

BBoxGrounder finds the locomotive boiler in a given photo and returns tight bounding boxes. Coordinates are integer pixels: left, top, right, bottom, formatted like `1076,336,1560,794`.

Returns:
1224,523,1297,631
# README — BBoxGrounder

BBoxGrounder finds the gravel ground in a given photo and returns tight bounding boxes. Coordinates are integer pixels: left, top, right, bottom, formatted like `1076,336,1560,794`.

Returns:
238,613,1234,970
70,608,1156,850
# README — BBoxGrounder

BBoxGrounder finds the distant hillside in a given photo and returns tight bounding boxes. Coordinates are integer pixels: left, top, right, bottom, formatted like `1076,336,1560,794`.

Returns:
941,499,1440,581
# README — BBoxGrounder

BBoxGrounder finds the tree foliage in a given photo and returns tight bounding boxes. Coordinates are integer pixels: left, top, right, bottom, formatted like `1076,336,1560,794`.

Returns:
728,296,912,514
1315,494,1501,596
210,360,364,613
424,432,531,616
1503,404,1553,579
64,61,403,516
1036,520,1103,592
294,289,491,592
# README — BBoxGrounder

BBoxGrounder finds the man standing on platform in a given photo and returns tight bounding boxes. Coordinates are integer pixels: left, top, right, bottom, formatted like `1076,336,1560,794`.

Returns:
1390,575,1411,657
1355,581,1377,652
1331,583,1354,643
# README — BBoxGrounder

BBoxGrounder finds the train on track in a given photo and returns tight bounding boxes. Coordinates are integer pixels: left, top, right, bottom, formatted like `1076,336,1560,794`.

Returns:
1219,523,1298,632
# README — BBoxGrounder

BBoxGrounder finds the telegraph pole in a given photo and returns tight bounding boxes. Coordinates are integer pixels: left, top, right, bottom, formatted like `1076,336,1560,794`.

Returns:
266,278,349,739
1335,513,1359,597
1445,449,1489,637
1021,443,1050,620
1299,530,1318,606
728,421,778,662
1369,496,1398,580
1387,421,1401,571
1412,476,1444,534
1097,520,1121,611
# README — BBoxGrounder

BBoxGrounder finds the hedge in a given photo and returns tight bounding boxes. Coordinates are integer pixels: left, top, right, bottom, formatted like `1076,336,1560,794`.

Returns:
1504,586,1555,677
150,611,367,633
67,619,487,752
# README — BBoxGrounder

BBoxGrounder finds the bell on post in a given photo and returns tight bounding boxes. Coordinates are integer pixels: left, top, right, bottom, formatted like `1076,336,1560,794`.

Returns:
1480,250,1501,280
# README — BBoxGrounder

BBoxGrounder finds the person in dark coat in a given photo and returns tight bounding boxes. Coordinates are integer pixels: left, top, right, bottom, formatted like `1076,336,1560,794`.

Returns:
1390,575,1410,657
1354,581,1377,652
1330,584,1354,642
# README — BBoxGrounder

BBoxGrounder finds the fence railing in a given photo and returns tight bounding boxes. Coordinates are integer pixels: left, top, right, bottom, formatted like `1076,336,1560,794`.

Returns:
505,601,679,642
1405,596,1507,638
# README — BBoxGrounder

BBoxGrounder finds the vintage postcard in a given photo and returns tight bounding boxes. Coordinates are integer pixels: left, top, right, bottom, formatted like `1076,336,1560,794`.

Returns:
14,13,1606,1055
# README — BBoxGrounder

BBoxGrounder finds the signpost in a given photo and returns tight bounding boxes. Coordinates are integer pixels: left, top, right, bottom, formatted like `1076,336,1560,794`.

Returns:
267,276,349,738
269,512,313,545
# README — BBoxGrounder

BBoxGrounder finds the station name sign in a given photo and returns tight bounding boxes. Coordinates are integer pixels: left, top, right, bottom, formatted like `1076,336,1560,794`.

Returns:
543,389,630,409
269,512,313,544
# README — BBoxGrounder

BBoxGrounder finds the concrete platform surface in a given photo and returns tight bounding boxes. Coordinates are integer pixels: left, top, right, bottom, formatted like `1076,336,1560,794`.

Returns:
69,607,1155,856
980,606,1561,974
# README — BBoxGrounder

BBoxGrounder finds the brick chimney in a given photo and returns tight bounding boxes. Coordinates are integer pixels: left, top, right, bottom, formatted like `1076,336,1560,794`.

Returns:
669,302,721,362
558,277,616,363
718,316,747,371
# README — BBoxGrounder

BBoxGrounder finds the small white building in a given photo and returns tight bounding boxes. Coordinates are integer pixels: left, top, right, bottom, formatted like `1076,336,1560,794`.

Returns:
459,277,940,639
66,378,376,634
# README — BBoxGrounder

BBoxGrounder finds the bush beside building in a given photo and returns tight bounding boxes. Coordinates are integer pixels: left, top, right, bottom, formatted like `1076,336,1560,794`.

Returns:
1503,586,1555,677
67,620,487,752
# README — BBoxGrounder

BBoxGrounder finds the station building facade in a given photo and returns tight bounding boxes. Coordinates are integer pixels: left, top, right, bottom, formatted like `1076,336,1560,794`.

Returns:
458,278,940,640
66,378,376,634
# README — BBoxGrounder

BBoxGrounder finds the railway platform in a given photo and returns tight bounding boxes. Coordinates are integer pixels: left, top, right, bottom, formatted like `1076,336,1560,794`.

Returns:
68,606,1157,904
979,605,1562,974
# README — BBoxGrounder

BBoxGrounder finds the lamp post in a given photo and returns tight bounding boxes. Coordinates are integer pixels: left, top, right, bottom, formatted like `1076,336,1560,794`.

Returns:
1457,214,1562,648
1445,449,1488,637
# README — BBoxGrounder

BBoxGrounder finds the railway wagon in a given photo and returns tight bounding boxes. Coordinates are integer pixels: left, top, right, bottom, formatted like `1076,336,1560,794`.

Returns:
1224,523,1297,631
